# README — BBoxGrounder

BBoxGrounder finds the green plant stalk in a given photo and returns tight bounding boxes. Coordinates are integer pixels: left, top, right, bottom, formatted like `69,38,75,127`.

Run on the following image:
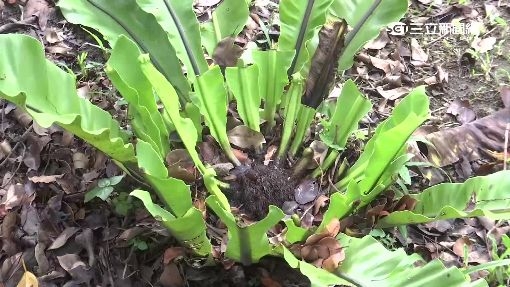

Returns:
311,149,339,178
253,50,293,133
289,105,315,156
226,65,261,132
277,77,304,160
194,70,241,166
262,52,279,130
212,12,222,48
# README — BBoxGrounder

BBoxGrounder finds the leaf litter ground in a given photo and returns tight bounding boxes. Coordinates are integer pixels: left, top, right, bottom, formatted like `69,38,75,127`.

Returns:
1,0,510,286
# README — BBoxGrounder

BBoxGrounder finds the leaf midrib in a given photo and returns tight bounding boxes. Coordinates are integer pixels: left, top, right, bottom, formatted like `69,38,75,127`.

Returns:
162,0,202,76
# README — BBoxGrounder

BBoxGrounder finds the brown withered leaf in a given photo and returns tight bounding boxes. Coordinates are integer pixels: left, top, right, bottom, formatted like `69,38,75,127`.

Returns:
212,37,243,68
303,21,347,109
453,236,472,257
376,86,411,100
159,263,184,287
501,86,510,108
410,38,428,64
48,227,79,250
163,247,186,264
227,125,265,149
166,149,196,182
365,30,390,50
24,134,51,170
57,254,93,284
418,108,510,167
446,99,476,124
29,174,63,183
24,0,52,31
264,145,278,166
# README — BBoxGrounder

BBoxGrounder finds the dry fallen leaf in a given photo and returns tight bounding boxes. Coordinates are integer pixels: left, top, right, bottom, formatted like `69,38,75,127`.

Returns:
501,86,510,108
416,108,510,167
24,0,52,31
453,236,472,257
163,247,186,264
446,99,476,124
159,263,184,287
29,174,63,183
365,30,390,50
410,38,428,64
471,37,497,53
17,268,38,287
212,37,243,68
227,125,266,149
48,227,79,250
376,86,411,100
264,145,277,165
166,149,196,182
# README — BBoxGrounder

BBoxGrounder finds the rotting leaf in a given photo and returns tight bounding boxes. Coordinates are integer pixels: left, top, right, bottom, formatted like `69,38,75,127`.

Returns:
302,21,347,109
227,125,266,150
416,108,510,167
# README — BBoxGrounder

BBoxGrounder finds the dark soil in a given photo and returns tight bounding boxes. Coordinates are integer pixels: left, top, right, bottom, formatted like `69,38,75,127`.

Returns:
226,163,298,220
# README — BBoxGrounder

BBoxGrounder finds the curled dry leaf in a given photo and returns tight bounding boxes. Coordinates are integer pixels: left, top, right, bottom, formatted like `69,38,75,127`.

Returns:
2,184,34,210
227,125,265,149
24,135,51,170
264,145,277,165
72,152,89,169
75,229,95,267
358,53,405,75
